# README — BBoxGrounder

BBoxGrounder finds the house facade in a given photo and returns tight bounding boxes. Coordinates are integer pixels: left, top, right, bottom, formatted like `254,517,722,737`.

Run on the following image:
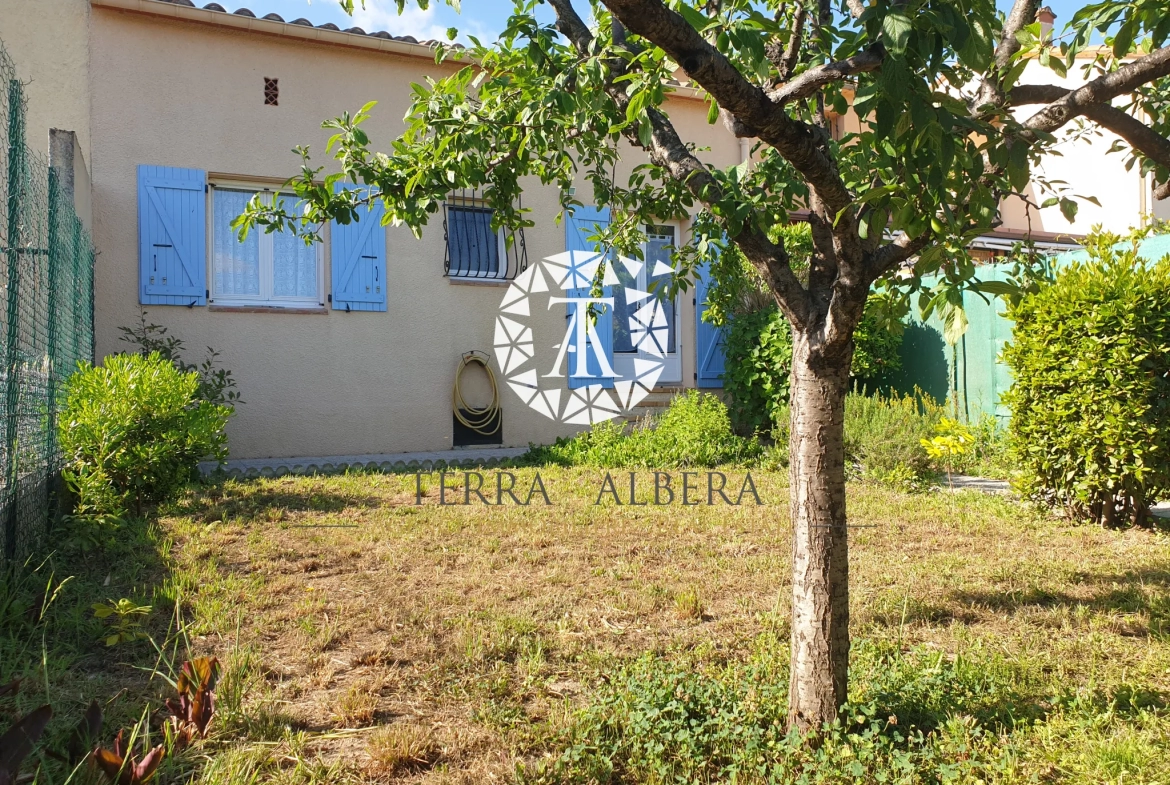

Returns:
2,0,1164,461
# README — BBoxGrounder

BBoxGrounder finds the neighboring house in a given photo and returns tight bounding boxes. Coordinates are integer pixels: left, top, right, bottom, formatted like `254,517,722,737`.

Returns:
1,0,1161,460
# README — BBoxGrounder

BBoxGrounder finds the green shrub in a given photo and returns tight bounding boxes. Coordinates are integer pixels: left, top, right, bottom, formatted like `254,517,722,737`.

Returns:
772,391,943,487
722,304,904,434
528,391,762,468
955,415,1013,479
60,352,232,517
1002,229,1170,526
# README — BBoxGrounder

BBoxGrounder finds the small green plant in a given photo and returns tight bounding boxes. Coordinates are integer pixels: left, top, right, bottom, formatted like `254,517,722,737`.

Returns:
93,599,152,647
921,417,976,489
520,640,1031,785
674,589,704,620
60,352,232,517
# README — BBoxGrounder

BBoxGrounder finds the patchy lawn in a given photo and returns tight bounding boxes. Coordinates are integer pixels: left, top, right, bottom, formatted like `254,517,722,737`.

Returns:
5,466,1169,783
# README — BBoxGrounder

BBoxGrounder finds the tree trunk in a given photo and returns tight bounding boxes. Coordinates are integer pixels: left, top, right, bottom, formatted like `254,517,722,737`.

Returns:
786,329,851,734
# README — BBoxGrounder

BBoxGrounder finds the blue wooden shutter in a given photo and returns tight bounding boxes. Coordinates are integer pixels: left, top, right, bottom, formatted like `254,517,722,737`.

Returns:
330,187,387,312
565,205,614,389
695,257,727,388
138,165,207,306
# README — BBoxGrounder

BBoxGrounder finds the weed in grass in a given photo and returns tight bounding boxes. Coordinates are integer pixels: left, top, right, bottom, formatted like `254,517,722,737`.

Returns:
333,683,379,728
366,722,442,777
673,589,705,621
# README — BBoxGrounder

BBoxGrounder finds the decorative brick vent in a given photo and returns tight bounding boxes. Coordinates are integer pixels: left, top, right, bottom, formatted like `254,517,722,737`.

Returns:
264,77,279,106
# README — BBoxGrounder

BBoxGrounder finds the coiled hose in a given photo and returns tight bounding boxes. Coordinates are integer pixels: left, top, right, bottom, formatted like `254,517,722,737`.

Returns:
453,352,501,436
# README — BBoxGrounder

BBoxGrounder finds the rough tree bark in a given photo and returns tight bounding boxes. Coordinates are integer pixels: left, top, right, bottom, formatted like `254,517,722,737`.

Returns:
786,332,852,731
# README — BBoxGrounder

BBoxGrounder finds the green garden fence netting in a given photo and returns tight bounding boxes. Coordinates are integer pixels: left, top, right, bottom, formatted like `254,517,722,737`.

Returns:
1,39,95,561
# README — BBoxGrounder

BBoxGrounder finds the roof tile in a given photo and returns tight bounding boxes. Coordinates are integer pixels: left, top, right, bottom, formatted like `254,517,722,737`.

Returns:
150,1,467,51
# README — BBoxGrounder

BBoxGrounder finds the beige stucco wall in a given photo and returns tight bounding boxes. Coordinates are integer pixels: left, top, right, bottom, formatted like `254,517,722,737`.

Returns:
0,0,91,159
88,4,744,460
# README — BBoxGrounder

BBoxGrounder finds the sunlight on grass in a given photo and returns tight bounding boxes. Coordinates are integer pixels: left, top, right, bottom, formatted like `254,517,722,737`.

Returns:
3,466,1167,784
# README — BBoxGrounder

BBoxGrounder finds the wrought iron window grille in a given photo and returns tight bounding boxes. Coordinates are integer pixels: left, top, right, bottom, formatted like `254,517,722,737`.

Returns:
442,191,527,282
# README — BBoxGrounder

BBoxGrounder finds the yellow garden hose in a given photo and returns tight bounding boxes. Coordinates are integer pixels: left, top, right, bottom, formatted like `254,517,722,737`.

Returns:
453,351,502,436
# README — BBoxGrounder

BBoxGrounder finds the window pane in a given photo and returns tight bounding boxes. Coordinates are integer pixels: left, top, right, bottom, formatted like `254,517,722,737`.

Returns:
272,197,318,299
646,228,677,354
611,255,637,353
448,206,500,277
213,189,259,297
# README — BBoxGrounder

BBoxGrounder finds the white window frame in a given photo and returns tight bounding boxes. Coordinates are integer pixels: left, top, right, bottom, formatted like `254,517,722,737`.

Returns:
207,181,325,308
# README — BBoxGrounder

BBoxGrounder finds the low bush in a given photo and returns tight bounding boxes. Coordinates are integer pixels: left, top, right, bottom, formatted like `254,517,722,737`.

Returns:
721,301,905,434
1002,229,1170,526
772,390,943,488
528,390,762,468
60,352,232,517
957,415,1013,480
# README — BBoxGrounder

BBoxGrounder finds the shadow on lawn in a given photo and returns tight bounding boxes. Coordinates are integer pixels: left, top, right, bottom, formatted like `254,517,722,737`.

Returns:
173,477,387,524
949,563,1170,640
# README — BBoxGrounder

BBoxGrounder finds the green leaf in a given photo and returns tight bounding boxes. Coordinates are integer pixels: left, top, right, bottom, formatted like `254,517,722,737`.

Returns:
1001,60,1029,93
883,11,913,55
1113,19,1136,57
971,280,1018,297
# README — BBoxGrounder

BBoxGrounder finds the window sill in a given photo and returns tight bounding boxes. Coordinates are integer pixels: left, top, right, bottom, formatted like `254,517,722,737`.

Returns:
209,304,328,315
447,276,510,287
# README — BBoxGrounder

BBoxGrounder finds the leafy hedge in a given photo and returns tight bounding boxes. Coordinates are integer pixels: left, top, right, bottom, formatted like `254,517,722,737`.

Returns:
1002,230,1170,526
60,353,232,517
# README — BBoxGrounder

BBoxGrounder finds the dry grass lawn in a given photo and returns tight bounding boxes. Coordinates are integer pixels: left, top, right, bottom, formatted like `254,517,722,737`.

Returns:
140,467,1170,784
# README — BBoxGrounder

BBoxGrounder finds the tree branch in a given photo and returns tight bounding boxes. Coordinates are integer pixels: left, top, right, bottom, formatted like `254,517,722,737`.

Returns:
868,232,932,279
1012,83,1170,199
547,0,812,324
973,0,1038,110
1023,46,1170,133
769,3,807,83
546,0,593,51
766,45,885,105
599,0,856,220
